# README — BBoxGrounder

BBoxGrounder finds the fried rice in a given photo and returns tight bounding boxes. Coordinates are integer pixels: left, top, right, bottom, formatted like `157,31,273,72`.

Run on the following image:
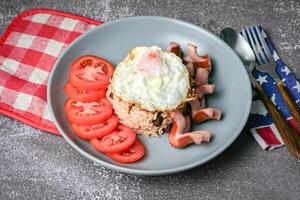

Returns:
107,86,174,137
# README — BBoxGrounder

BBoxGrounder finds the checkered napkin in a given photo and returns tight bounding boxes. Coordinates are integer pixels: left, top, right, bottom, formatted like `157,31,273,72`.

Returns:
243,26,300,150
0,9,101,134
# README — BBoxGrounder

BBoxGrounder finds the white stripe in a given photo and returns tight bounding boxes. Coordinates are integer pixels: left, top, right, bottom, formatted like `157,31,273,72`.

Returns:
261,28,280,61
8,32,65,57
12,93,32,111
42,104,54,121
0,59,49,84
15,33,35,48
250,128,269,150
268,144,284,150
0,58,19,74
28,68,49,84
250,124,272,129
30,14,51,24
273,51,280,61
286,116,293,120
44,39,65,57
59,18,79,31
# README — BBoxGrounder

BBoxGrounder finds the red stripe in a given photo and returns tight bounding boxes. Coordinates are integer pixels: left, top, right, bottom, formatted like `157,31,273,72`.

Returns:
47,28,74,44
0,44,16,58
10,19,32,34
21,20,43,35
0,87,18,106
65,32,81,44
256,126,281,145
0,70,47,100
287,118,300,135
32,53,56,72
3,45,28,62
37,24,59,39
0,102,59,135
21,49,44,66
44,14,64,27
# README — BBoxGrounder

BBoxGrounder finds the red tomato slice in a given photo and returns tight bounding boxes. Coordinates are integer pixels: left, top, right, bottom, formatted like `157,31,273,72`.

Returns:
64,82,106,102
69,55,114,90
70,68,109,90
64,98,112,126
71,55,114,78
107,139,145,163
90,125,136,153
71,115,119,140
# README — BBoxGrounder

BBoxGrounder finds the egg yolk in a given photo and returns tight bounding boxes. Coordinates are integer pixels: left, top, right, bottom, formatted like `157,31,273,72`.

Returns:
135,50,163,76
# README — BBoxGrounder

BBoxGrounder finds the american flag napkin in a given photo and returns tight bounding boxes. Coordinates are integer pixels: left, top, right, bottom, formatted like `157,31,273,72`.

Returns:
243,26,300,150
0,9,101,134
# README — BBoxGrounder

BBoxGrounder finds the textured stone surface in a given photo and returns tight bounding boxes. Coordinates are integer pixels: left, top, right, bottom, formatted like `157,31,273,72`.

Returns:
0,0,299,199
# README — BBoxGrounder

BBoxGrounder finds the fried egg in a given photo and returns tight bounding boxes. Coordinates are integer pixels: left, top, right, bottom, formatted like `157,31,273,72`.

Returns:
111,46,190,111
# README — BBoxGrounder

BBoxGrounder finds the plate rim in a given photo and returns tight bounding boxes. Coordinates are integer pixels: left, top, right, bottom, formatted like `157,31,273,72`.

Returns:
47,16,252,176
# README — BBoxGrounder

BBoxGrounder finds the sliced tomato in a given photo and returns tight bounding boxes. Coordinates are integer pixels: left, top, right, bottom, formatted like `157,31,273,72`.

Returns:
64,98,112,126
71,115,119,140
90,125,136,153
71,55,114,78
107,139,145,163
70,68,109,90
69,55,114,90
64,82,106,102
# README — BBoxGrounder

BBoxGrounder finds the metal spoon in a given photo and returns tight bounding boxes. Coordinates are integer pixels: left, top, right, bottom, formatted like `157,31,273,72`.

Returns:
220,28,257,86
220,27,300,159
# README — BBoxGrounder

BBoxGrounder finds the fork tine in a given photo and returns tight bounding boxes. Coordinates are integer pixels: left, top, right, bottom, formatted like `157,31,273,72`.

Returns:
250,26,269,64
241,28,260,65
245,28,263,65
254,26,273,60
240,29,258,65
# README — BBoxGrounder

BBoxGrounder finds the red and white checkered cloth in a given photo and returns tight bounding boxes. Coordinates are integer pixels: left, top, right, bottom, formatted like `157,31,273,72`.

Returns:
0,9,102,135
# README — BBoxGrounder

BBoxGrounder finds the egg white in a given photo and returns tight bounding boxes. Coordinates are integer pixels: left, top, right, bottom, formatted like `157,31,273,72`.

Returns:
111,46,190,111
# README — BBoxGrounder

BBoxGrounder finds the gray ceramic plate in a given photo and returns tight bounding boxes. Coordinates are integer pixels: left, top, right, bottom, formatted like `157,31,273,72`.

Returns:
48,16,252,175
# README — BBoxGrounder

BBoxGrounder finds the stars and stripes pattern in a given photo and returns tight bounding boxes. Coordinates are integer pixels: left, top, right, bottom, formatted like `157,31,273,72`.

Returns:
259,26,300,107
242,26,300,150
0,9,101,134
252,69,291,119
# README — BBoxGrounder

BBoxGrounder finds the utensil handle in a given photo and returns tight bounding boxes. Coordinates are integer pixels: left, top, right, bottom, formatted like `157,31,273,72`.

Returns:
255,84,300,159
277,81,300,128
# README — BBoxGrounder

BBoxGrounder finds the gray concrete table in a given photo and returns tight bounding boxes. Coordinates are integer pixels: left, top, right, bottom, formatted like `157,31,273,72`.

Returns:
1,0,299,199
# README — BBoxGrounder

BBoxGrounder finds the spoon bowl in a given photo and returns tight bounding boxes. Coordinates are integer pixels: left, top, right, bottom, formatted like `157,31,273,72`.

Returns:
220,27,256,72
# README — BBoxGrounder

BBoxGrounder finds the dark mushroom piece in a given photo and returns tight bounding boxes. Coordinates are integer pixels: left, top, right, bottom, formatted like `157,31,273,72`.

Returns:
153,112,164,127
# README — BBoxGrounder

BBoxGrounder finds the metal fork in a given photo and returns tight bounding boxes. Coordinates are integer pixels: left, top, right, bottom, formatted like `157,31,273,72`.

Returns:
241,26,300,128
